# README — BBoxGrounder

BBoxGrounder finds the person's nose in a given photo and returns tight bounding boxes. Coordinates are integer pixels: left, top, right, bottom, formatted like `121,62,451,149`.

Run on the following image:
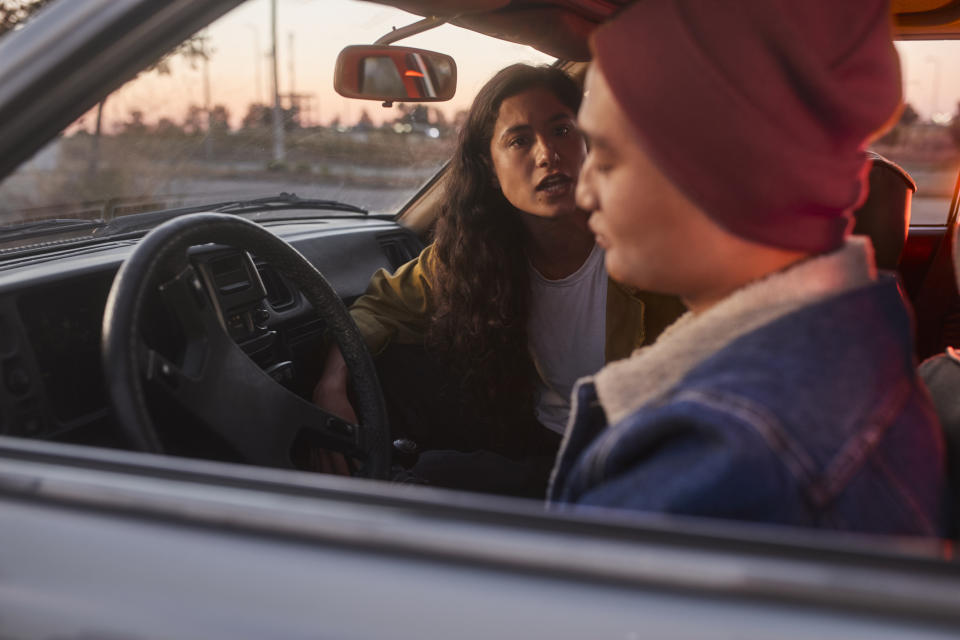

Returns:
576,153,598,212
535,136,559,168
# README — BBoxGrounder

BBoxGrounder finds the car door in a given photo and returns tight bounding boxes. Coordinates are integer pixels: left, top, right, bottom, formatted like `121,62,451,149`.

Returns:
2,2,960,638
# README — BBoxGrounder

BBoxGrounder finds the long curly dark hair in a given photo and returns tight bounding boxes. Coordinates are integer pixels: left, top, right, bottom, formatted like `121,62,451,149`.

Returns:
427,64,582,446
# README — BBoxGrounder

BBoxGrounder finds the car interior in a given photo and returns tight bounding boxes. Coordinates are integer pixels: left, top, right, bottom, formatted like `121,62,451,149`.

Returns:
1,0,960,516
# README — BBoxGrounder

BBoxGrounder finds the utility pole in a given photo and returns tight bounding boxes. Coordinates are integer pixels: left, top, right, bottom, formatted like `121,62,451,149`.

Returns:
288,31,299,126
288,31,295,96
244,23,262,104
271,0,286,164
203,36,213,161
926,55,941,120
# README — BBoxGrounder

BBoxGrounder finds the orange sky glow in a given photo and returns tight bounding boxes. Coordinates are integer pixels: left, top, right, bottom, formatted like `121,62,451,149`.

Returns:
71,0,960,133
75,0,553,133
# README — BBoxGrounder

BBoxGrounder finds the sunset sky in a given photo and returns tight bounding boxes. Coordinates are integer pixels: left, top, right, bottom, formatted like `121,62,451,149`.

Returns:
73,0,960,132
79,0,553,132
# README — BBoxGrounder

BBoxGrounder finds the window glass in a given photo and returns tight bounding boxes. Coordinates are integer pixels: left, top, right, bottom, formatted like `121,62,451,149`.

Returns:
0,0,552,241
874,41,960,225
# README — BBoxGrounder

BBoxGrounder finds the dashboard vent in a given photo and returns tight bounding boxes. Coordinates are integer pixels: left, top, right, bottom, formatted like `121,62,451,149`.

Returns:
256,262,296,311
377,231,422,270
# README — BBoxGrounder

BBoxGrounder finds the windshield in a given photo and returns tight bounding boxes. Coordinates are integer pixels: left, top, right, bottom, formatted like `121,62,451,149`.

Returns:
0,0,552,247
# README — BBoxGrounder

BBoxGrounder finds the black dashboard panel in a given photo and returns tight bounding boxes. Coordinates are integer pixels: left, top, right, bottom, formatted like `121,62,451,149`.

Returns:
19,272,114,423
0,217,423,444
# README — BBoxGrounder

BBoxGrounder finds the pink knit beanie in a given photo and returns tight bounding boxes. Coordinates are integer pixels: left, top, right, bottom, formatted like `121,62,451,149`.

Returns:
590,0,902,253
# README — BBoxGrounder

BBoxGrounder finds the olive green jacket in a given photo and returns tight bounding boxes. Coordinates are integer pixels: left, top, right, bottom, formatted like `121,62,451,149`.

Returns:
350,244,686,362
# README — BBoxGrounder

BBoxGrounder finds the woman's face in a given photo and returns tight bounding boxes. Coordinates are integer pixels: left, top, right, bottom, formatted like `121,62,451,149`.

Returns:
488,87,586,219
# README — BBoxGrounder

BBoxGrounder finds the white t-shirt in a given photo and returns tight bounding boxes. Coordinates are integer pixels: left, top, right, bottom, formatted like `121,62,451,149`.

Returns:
527,244,608,434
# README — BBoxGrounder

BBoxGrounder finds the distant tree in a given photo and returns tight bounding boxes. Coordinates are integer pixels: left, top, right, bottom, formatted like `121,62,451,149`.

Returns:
0,0,54,37
120,109,148,136
154,117,183,137
241,102,298,130
183,105,206,135
285,103,301,130
242,103,270,129
393,104,430,126
355,109,374,131
901,103,920,127
209,104,230,133
411,105,430,125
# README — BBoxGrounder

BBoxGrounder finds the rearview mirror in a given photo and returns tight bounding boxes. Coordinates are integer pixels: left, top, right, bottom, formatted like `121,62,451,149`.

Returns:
334,45,457,102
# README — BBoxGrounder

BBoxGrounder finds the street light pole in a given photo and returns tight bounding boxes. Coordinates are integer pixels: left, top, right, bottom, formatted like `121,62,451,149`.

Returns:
244,23,262,104
288,30,300,127
270,0,286,164
203,34,213,160
288,31,295,97
926,55,941,120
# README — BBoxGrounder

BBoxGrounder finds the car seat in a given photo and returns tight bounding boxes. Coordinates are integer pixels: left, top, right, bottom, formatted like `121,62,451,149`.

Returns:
919,221,960,533
852,151,916,270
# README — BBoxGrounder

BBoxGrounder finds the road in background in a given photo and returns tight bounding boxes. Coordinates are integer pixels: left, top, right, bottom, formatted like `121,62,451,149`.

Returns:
912,197,952,225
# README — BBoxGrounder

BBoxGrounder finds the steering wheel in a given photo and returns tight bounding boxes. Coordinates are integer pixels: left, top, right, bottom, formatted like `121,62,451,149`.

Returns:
101,213,390,479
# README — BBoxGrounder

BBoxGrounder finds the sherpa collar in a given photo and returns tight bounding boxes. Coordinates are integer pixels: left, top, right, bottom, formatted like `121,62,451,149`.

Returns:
592,237,877,426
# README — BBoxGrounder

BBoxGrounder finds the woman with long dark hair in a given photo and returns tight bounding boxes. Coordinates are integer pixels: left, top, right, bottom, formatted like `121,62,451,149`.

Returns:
314,64,684,495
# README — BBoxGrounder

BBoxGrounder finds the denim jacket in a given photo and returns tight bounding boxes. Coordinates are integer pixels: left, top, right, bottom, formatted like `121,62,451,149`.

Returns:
548,239,948,536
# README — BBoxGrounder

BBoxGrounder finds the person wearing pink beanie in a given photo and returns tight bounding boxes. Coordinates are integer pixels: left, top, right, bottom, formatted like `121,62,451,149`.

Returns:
548,0,950,536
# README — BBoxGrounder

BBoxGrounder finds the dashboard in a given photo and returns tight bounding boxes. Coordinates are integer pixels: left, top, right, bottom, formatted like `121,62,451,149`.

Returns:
0,217,422,449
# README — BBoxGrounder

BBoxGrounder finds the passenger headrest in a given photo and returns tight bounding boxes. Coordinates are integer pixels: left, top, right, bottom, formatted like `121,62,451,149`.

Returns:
852,151,916,270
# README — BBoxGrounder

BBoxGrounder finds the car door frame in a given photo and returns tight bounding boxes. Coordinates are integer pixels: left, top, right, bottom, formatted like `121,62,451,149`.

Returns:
2,434,960,638
0,0,244,181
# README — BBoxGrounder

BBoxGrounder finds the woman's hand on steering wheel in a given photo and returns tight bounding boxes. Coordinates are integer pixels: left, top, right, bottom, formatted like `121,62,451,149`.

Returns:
309,344,359,475
312,344,359,425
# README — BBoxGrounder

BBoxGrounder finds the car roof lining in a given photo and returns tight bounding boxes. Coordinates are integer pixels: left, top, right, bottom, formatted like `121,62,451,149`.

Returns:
383,0,960,230
369,0,625,61
896,0,960,38
895,0,960,25
369,0,960,61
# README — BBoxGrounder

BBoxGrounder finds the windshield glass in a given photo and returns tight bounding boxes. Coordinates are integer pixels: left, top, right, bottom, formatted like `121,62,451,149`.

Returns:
0,0,552,246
